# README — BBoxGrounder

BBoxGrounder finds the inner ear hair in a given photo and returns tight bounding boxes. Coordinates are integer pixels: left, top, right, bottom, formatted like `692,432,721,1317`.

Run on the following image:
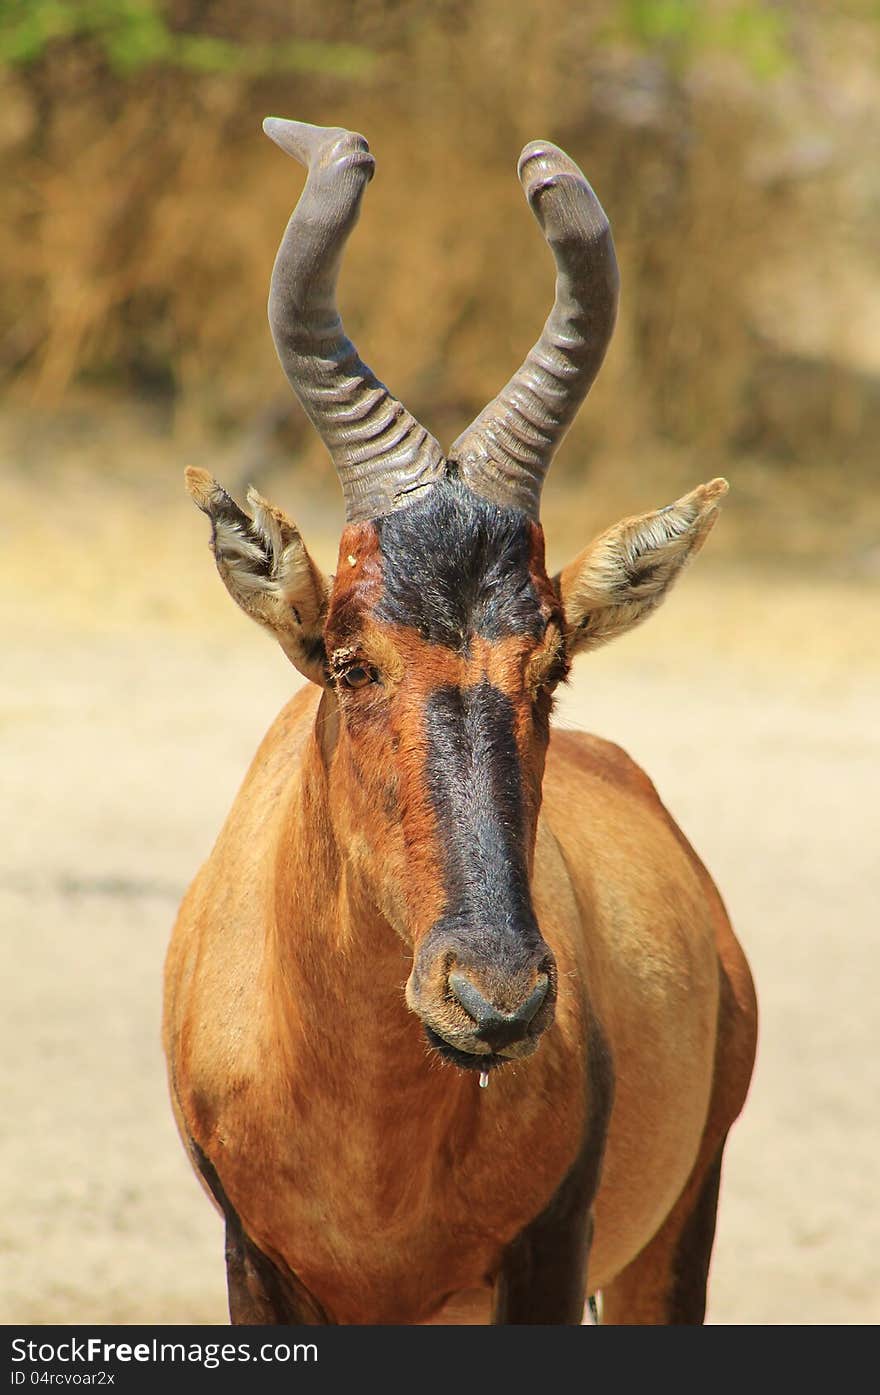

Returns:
559,479,728,654
185,467,329,680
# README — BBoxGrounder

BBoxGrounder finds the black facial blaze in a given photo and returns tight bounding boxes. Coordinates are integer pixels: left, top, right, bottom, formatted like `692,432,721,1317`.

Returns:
423,680,536,942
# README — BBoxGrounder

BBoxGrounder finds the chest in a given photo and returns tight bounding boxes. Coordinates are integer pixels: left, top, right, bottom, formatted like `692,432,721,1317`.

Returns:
210,1049,586,1323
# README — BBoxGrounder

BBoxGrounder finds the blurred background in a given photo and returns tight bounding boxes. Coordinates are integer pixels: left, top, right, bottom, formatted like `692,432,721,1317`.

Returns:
1,0,878,1324
2,0,879,559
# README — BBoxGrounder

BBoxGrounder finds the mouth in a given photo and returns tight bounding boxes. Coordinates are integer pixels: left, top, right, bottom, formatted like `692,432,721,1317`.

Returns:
423,1024,538,1073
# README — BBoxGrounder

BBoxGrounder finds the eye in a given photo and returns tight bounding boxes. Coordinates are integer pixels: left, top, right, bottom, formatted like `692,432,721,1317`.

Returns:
529,648,568,701
541,657,568,690
340,665,376,690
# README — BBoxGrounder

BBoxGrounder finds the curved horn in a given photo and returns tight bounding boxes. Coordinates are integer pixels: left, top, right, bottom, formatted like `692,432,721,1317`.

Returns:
450,140,620,520
263,118,447,523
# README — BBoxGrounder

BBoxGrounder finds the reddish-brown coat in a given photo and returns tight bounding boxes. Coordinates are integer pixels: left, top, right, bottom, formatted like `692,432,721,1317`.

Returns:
164,681,756,1322
164,480,757,1324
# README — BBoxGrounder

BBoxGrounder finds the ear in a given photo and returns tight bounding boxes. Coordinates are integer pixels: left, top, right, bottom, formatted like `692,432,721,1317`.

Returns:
557,478,728,656
185,467,329,684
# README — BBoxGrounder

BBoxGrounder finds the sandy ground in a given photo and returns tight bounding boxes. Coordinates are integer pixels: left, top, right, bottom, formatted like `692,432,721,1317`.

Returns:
1,460,878,1325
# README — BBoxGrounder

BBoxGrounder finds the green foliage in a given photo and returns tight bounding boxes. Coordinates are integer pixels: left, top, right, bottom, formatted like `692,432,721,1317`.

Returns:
0,0,375,77
616,0,790,78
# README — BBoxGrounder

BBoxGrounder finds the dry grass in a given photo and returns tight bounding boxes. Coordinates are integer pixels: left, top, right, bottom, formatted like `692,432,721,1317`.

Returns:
1,0,878,492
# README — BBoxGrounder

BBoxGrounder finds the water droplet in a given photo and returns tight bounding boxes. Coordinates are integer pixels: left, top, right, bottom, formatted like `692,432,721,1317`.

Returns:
479,1071,489,1089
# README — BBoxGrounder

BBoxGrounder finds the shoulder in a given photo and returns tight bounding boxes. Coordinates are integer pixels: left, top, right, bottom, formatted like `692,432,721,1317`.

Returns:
547,727,663,808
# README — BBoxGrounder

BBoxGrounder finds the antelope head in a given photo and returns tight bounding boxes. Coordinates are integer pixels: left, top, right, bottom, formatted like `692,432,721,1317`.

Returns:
188,121,726,1075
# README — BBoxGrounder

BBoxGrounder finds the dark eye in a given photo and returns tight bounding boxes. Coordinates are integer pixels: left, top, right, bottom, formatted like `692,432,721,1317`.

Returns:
340,665,375,690
542,659,567,690
530,650,568,703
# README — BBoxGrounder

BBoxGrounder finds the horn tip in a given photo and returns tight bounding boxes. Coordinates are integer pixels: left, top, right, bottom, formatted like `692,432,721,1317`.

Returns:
262,117,376,187
262,115,297,152
517,138,579,183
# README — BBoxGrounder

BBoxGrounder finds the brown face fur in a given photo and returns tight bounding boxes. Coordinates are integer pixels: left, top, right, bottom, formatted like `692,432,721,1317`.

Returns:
189,467,728,1076
318,485,567,1072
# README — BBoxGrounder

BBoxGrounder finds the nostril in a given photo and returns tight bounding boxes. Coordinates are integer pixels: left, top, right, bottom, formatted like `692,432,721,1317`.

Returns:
448,971,549,1045
512,973,550,1025
448,973,494,1029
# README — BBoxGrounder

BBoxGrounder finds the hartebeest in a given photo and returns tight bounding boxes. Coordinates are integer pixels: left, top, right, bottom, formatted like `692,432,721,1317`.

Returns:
163,119,757,1325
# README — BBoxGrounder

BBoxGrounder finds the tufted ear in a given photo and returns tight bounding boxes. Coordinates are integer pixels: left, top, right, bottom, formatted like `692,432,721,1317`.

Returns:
186,467,329,684
557,479,728,656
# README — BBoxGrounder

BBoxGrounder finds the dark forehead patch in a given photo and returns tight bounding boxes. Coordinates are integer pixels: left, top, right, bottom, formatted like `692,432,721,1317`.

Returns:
374,479,545,649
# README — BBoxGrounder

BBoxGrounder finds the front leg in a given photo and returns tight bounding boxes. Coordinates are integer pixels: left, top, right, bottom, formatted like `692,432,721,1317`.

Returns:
492,1022,614,1324
191,1138,329,1324
225,1215,328,1325
492,1193,595,1324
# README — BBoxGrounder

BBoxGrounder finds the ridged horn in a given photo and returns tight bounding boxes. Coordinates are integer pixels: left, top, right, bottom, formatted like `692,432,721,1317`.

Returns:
449,140,620,520
263,118,447,523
